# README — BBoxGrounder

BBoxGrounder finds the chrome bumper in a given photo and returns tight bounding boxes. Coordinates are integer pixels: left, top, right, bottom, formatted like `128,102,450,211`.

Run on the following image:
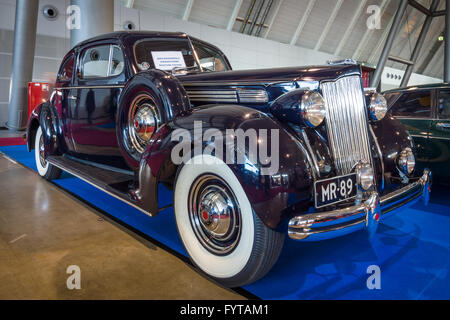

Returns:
288,169,431,241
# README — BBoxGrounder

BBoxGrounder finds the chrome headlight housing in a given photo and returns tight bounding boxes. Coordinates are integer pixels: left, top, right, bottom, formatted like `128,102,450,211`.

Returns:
300,91,326,127
398,148,415,175
356,163,374,191
368,92,388,121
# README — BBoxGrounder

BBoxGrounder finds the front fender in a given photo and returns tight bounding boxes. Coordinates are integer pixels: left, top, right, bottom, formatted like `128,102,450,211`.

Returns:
141,105,313,230
372,115,416,178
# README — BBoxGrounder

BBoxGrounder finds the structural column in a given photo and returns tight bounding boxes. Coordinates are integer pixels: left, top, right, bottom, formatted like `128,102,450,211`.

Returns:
370,0,408,88
401,0,440,87
6,0,39,131
445,0,450,82
70,0,114,48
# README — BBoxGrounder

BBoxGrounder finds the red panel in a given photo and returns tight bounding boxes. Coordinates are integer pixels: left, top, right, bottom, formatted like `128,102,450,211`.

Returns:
28,82,51,120
362,71,370,88
0,137,26,146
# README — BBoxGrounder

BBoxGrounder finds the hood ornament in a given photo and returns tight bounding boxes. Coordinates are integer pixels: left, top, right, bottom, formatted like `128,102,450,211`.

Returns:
327,59,358,66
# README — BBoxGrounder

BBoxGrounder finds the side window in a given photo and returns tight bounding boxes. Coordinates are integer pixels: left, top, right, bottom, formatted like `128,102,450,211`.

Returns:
438,90,450,120
193,41,229,72
391,91,431,118
57,55,75,82
80,45,111,79
110,46,124,76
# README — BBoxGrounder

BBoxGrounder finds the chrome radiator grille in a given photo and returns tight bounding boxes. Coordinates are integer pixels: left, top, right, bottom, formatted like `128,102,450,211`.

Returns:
321,76,372,175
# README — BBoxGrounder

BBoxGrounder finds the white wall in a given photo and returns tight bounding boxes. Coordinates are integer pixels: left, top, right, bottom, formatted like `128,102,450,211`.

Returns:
0,0,444,126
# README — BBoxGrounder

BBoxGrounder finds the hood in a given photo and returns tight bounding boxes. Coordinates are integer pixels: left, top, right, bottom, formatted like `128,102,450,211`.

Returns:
178,64,362,88
178,64,362,109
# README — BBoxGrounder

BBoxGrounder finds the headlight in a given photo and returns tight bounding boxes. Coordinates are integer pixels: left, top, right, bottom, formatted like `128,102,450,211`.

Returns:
398,148,415,175
301,91,326,127
368,93,388,121
356,163,374,190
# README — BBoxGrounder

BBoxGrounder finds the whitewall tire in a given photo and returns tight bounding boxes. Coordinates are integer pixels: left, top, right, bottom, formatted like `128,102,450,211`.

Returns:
34,126,61,180
174,155,284,287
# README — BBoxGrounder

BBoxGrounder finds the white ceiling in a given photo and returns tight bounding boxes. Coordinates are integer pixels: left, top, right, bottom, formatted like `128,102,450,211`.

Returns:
123,0,446,79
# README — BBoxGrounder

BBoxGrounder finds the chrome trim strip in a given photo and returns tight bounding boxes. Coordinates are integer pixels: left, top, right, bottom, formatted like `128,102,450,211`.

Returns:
409,134,450,142
429,136,450,141
238,89,269,103
410,134,429,139
187,90,237,95
284,129,318,180
394,117,436,121
186,88,269,104
47,158,154,218
187,89,238,102
301,130,321,179
55,85,125,90
183,81,278,87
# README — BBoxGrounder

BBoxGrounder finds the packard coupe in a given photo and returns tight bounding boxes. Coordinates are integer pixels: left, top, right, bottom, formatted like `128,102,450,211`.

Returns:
27,32,431,287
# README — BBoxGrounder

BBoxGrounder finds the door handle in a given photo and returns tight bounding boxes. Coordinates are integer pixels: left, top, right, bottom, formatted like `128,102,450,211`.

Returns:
436,123,450,130
68,95,77,100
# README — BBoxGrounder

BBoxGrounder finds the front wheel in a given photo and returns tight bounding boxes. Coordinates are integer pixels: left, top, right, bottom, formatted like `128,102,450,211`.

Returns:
34,126,61,180
174,155,284,288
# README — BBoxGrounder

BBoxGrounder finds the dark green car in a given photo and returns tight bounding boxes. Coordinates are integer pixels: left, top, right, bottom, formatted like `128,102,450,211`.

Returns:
384,84,450,184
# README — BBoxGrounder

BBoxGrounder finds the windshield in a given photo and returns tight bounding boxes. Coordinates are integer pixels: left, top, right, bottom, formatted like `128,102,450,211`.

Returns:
134,38,230,73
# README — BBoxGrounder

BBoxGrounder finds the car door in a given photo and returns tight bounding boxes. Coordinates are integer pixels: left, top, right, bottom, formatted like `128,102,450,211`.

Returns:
54,53,76,153
429,88,450,183
390,89,433,171
70,42,126,165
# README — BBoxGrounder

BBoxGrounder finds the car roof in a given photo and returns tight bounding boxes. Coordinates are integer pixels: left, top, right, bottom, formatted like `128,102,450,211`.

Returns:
383,82,449,94
73,31,189,49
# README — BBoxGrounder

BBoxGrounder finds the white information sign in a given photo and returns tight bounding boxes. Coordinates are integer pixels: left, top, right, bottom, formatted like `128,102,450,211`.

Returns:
151,51,186,71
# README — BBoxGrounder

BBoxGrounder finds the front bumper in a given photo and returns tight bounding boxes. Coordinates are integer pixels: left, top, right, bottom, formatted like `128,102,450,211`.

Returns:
288,169,431,241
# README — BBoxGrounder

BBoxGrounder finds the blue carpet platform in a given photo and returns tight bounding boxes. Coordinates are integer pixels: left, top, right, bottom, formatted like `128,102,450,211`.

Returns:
1,145,449,300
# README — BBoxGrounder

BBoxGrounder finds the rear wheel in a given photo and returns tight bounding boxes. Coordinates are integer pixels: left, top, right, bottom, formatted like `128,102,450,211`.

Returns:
34,127,61,180
174,155,284,288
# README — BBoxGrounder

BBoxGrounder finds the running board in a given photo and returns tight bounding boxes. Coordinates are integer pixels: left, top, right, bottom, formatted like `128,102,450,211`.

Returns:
47,155,158,217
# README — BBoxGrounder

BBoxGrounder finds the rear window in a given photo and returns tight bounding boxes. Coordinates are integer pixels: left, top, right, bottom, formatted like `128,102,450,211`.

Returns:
80,45,111,78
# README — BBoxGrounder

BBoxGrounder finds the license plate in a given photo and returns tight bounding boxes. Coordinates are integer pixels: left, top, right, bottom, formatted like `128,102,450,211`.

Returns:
314,174,357,209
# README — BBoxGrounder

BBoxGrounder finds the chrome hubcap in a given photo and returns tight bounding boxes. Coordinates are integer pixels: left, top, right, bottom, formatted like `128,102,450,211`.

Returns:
38,134,46,167
188,175,241,255
128,94,160,154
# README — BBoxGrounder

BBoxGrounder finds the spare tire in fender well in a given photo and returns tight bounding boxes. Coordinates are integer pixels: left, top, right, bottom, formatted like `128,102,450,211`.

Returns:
117,70,191,170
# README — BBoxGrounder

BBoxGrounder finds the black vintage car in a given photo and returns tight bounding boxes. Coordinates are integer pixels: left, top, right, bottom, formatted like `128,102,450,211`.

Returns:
384,84,450,184
27,32,431,287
